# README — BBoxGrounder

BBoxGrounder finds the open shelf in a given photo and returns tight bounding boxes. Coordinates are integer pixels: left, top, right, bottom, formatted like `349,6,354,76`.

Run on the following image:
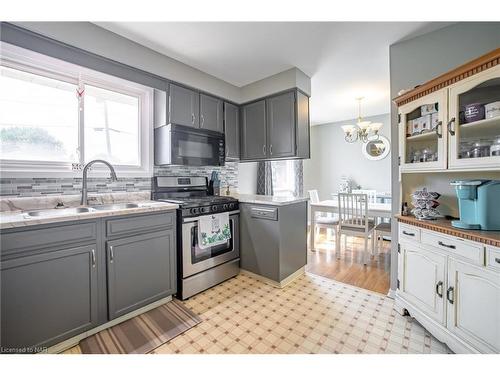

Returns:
406,131,437,141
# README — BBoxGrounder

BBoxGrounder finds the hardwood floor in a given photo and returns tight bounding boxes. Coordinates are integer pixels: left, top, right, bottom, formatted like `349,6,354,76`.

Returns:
306,229,391,295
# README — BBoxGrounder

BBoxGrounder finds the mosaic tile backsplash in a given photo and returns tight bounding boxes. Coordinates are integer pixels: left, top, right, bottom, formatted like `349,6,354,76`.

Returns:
0,162,238,197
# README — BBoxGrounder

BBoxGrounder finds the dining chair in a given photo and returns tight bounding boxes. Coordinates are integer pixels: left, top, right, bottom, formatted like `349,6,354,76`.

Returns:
336,193,375,265
351,189,377,204
308,190,338,244
373,222,391,256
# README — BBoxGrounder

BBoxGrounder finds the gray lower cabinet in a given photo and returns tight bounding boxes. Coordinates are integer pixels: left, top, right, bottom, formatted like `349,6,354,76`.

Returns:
240,202,307,283
0,210,177,352
224,102,240,160
240,89,310,162
240,99,267,160
1,244,98,351
169,83,199,128
200,93,223,132
106,230,176,320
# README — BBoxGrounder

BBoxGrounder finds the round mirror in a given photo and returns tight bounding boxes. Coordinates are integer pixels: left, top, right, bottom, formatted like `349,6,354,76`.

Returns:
362,135,390,160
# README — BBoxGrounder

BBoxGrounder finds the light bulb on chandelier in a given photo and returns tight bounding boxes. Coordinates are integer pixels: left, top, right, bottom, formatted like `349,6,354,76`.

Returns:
341,97,383,143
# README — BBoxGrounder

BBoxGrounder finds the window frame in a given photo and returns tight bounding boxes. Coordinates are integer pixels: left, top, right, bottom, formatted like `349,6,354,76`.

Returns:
0,42,153,178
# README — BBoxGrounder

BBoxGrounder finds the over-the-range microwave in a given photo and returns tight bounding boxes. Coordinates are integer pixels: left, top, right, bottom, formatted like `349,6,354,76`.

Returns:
154,124,225,166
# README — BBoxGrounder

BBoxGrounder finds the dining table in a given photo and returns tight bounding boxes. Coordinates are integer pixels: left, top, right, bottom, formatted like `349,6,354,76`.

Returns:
309,199,392,251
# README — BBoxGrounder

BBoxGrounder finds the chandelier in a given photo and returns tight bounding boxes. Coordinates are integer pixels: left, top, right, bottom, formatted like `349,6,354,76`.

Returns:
341,97,383,143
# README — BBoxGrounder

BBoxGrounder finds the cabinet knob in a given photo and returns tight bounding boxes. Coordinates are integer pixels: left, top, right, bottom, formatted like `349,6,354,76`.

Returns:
402,230,415,237
495,258,500,264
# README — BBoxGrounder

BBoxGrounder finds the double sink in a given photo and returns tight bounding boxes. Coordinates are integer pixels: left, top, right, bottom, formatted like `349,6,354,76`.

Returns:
24,203,142,218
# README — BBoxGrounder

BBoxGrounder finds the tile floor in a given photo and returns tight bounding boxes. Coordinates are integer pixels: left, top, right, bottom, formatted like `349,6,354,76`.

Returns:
150,272,451,354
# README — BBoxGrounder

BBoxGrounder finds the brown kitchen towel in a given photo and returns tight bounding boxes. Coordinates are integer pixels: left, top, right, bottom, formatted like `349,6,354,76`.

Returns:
79,300,201,354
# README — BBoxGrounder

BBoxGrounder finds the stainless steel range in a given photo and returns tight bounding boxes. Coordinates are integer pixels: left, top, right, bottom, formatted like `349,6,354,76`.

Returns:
152,176,239,300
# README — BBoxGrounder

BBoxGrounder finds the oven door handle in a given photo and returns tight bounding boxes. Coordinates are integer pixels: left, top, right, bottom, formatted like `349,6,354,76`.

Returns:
183,210,240,223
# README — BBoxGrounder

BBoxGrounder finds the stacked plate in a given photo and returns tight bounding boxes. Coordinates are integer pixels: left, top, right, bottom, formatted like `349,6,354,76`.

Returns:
411,188,441,220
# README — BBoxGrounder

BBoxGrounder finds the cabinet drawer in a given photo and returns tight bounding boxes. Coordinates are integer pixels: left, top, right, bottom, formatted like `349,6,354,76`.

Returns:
105,211,175,237
250,206,278,221
421,230,484,265
1,221,97,258
399,223,421,242
486,246,500,272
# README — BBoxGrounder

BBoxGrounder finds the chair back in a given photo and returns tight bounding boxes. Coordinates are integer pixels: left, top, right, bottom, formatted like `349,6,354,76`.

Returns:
338,193,369,231
352,189,377,204
308,190,320,203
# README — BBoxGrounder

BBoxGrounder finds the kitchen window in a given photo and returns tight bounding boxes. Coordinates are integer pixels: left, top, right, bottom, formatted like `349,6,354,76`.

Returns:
272,160,303,197
0,43,153,177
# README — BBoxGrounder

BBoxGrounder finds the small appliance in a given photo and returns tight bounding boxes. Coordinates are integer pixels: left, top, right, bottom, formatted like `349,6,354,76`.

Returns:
152,176,239,300
154,124,225,166
450,180,500,230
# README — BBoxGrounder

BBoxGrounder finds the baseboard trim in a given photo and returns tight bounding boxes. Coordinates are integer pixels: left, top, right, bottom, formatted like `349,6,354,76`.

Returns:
240,267,305,289
46,295,173,354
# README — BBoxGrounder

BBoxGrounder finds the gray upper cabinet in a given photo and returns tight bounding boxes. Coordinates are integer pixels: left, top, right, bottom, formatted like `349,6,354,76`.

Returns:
241,99,267,160
1,244,99,351
267,91,296,158
169,83,199,128
106,229,176,320
240,89,310,162
224,102,240,160
200,94,223,133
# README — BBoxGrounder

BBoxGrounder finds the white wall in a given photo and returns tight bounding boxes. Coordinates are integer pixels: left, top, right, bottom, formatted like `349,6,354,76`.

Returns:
303,113,391,200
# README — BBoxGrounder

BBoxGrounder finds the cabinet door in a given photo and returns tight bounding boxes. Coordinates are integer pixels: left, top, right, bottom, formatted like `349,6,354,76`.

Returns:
399,242,447,324
241,100,267,160
1,244,98,350
447,258,500,353
295,90,310,159
398,89,448,172
106,230,176,320
448,64,500,170
200,93,223,133
169,83,199,128
267,91,296,158
224,102,240,160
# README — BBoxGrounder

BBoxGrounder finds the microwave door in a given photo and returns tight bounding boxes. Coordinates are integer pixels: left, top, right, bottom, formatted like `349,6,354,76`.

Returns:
172,129,224,166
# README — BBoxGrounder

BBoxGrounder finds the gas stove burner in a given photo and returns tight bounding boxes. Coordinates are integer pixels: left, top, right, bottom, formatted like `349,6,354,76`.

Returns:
152,176,238,218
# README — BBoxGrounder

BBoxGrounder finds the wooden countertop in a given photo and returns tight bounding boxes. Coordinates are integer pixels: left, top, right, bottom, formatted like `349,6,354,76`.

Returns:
395,215,500,248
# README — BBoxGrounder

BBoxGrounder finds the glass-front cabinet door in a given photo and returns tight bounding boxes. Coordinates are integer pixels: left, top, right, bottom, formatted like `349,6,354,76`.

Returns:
448,64,500,170
399,89,448,172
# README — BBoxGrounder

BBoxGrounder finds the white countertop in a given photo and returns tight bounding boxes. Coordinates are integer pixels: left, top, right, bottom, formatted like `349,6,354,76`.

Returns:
0,192,178,230
232,193,309,206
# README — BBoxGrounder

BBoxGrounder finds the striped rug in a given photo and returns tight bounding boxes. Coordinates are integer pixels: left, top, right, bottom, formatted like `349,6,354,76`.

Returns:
79,300,201,354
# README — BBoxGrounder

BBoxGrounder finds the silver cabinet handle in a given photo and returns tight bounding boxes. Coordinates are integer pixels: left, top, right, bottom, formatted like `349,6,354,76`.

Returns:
447,117,456,136
263,144,266,155
91,249,96,268
191,113,195,124
446,286,454,304
435,121,443,138
201,114,204,127
270,144,273,155
435,281,443,298
109,245,114,263
402,230,415,237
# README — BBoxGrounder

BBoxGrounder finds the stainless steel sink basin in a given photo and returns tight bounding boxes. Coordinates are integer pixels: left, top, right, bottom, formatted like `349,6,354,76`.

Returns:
91,203,140,211
26,207,93,217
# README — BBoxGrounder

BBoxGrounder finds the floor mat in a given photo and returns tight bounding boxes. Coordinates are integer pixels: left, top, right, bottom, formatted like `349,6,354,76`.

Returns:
79,300,201,354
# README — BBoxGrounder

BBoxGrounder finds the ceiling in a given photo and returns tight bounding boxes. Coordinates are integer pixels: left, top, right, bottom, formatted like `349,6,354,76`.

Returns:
95,22,451,125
